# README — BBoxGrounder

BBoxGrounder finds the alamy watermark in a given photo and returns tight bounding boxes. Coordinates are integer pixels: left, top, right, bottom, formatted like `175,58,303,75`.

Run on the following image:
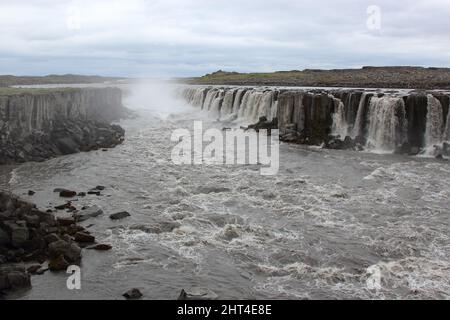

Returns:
66,265,81,290
66,5,81,31
170,121,279,176
366,5,382,31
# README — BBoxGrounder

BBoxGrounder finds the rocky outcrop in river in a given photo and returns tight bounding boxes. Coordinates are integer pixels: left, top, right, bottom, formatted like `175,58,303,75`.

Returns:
182,87,450,156
0,88,128,164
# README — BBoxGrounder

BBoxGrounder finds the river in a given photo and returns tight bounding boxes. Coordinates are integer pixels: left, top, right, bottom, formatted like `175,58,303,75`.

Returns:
2,84,449,300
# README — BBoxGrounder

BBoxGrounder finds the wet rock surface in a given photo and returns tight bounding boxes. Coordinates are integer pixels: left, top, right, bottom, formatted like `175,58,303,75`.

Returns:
110,211,131,220
123,288,143,300
178,288,218,300
0,191,93,295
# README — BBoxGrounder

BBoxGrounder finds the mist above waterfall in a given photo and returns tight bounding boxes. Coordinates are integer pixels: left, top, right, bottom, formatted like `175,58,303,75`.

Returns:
124,80,192,118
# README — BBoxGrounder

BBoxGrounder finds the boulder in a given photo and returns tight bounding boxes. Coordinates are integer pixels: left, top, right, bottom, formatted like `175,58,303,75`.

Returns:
178,288,218,300
55,202,76,211
5,223,30,248
110,211,131,220
44,233,61,244
24,215,40,228
0,266,31,292
74,232,95,243
57,217,76,227
86,244,112,251
123,288,143,300
48,255,70,271
72,206,103,222
26,265,42,275
56,137,80,155
59,190,77,198
48,240,81,263
0,227,9,246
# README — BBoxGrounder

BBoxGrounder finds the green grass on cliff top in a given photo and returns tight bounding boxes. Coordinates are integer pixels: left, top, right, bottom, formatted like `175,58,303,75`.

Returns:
0,87,87,96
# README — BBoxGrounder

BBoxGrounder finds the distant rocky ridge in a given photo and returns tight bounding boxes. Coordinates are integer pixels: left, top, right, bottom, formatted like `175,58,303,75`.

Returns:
0,87,130,164
0,74,125,88
186,67,450,90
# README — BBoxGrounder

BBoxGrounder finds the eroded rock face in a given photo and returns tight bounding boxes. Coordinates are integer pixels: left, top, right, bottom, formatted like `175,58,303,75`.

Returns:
0,88,128,164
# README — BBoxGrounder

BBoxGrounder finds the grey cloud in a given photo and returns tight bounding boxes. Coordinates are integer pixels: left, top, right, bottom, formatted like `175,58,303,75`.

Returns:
0,0,449,76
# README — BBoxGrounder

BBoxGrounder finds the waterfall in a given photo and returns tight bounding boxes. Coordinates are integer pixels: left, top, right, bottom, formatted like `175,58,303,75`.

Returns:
203,89,219,111
271,100,278,121
181,87,450,156
191,88,206,107
365,96,407,152
424,94,444,147
220,90,235,119
331,98,348,139
209,91,224,118
238,90,252,119
351,92,368,138
233,89,246,114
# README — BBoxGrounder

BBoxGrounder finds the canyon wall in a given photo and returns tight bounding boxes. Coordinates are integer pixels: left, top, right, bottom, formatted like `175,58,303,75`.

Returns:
182,86,450,155
0,88,128,164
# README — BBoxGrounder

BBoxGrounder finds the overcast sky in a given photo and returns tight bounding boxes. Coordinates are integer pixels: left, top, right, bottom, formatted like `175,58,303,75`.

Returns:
0,0,449,77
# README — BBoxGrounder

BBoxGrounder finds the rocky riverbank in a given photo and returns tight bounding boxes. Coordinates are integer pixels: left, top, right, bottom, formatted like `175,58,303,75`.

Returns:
0,191,91,297
0,87,129,164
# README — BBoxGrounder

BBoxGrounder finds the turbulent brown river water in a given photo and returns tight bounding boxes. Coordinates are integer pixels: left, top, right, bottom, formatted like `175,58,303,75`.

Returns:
1,85,449,300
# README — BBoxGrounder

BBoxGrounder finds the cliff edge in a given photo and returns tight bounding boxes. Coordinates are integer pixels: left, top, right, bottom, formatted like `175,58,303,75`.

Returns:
0,87,128,164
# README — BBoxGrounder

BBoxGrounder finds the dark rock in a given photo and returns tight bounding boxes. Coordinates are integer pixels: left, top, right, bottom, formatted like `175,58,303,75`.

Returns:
48,240,81,263
54,202,76,211
77,192,86,197
245,116,278,134
48,255,69,271
395,142,412,155
28,190,35,196
56,137,80,155
26,265,42,275
0,227,9,246
94,186,106,191
123,288,143,300
24,215,40,228
178,288,218,300
0,266,31,292
87,190,101,196
72,206,103,222
110,211,131,220
87,244,112,251
44,233,61,244
59,190,77,198
74,232,95,243
57,217,76,227
4,222,29,248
